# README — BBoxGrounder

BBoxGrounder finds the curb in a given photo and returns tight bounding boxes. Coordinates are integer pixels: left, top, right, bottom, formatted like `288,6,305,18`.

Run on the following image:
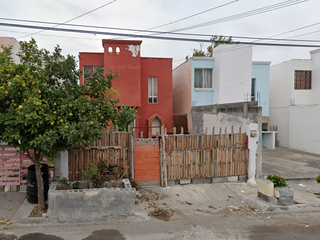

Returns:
285,178,316,181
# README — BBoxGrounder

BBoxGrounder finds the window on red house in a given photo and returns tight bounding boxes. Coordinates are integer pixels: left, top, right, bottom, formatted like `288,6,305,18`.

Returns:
148,77,158,103
83,66,104,83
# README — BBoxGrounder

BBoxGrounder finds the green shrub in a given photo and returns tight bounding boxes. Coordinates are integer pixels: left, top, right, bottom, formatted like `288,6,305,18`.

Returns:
72,181,80,189
316,174,320,183
266,174,288,188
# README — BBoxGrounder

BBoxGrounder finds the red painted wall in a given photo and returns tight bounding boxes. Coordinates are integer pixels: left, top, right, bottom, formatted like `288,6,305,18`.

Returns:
139,57,174,137
79,52,104,85
102,40,141,107
79,40,173,137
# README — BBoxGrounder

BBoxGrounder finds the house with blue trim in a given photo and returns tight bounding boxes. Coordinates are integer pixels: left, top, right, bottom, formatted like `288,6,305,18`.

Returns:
173,45,272,147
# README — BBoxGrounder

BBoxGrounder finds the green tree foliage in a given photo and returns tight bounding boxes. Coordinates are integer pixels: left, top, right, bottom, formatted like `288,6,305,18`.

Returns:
206,35,233,57
113,104,140,132
186,35,235,60
0,39,119,212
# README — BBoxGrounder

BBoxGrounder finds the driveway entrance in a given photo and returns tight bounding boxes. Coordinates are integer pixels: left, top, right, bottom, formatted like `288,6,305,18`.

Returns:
262,147,320,180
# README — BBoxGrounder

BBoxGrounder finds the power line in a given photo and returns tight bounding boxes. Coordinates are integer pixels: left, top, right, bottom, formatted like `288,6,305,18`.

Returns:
17,0,117,39
0,28,102,41
269,21,320,38
287,29,320,40
2,17,320,44
0,17,214,37
1,22,320,48
169,0,308,32
144,0,239,31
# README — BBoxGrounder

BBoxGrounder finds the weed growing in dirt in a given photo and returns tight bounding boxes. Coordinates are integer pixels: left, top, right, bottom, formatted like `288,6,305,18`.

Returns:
316,174,320,183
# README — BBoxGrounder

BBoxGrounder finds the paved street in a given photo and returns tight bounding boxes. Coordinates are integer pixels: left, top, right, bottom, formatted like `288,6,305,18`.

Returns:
1,147,320,239
1,210,320,239
262,147,320,179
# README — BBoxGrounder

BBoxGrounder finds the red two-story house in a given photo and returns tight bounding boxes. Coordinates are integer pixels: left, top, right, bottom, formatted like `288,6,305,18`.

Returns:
79,39,173,137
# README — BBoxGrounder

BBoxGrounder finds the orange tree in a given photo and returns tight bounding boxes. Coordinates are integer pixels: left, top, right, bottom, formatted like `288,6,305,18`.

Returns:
0,39,118,212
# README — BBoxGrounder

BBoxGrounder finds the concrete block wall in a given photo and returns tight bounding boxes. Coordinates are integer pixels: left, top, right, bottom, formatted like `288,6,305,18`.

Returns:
48,181,136,220
167,175,247,186
256,177,294,205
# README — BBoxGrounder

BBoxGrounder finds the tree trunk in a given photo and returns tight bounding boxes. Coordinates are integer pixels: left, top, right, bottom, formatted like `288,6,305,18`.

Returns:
35,162,46,212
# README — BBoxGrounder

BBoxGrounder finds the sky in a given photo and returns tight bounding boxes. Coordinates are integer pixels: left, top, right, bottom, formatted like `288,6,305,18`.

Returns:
1,0,320,69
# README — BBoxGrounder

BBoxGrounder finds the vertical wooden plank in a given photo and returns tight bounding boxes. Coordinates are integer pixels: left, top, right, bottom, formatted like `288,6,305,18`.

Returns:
81,148,84,181
211,149,214,178
220,148,224,177
179,151,183,179
172,151,175,180
216,148,220,177
166,152,170,180
130,132,134,180
120,132,124,163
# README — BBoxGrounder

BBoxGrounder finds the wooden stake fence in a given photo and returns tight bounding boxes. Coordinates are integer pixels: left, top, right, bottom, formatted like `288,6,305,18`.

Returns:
68,129,131,181
162,126,247,181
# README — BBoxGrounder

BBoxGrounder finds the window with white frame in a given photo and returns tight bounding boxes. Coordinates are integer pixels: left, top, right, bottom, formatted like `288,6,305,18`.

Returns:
148,77,158,103
194,68,213,89
83,66,104,83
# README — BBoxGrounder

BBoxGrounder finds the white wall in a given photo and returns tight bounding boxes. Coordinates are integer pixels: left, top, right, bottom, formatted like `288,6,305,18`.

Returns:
310,49,320,104
270,62,293,147
290,60,313,105
0,37,20,63
269,59,312,147
289,105,320,155
213,45,252,104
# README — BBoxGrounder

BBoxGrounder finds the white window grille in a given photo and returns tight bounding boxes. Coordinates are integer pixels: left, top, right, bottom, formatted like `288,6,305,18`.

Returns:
148,77,158,103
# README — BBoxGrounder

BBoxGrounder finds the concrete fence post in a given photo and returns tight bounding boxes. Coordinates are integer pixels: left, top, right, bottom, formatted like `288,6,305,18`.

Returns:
246,123,259,187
